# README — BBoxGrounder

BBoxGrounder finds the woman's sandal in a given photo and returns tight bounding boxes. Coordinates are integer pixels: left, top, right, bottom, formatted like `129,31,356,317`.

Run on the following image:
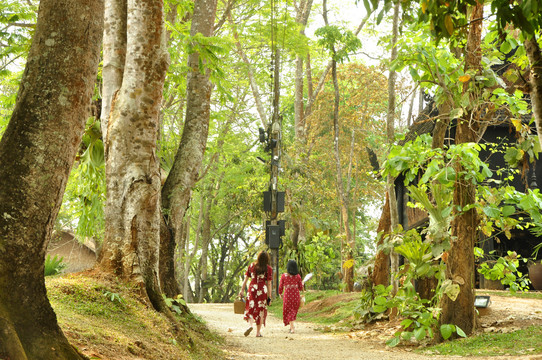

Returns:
256,334,263,337
244,327,253,337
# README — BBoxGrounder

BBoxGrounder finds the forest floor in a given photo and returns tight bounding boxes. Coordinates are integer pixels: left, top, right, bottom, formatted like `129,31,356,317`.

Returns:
189,291,542,360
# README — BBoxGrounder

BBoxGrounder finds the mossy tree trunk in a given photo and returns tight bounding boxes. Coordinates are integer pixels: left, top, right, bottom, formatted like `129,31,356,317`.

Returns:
0,0,103,358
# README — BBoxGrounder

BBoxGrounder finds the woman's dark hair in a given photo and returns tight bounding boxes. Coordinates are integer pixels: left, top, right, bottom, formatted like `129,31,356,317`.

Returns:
286,259,298,275
254,251,270,275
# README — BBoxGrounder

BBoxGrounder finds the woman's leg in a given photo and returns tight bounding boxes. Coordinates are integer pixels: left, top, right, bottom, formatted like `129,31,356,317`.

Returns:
256,323,262,336
244,318,254,336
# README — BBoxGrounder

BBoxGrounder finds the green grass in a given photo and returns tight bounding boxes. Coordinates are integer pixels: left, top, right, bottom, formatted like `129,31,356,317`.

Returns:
269,290,359,327
47,273,226,360
420,326,542,357
477,289,542,300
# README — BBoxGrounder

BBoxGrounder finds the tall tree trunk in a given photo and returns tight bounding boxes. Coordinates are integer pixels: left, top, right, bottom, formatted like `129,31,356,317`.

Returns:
525,35,542,150
290,0,313,251
0,0,103,357
197,183,216,302
387,0,401,298
323,0,354,292
439,1,483,337
160,0,218,298
294,0,313,142
183,217,195,302
193,192,205,301
97,0,170,313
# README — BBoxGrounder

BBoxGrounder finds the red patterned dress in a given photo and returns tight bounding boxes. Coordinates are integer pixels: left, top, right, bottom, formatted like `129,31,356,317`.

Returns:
244,263,273,326
278,273,304,326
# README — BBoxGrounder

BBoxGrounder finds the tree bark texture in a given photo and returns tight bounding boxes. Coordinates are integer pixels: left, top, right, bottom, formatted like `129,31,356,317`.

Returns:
0,0,103,358
97,0,169,312
100,0,127,143
439,1,483,337
372,193,391,287
290,0,313,251
197,187,214,302
525,36,542,150
160,0,218,298
386,0,401,297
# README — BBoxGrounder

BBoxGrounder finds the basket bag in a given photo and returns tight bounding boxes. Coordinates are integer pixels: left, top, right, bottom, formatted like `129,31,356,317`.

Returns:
234,297,245,314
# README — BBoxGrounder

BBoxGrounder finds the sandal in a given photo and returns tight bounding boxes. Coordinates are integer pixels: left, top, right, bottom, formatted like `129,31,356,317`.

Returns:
244,327,253,337
256,334,263,337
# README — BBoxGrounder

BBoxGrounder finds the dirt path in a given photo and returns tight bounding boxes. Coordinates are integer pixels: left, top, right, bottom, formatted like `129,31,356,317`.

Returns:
190,303,434,360
190,298,542,360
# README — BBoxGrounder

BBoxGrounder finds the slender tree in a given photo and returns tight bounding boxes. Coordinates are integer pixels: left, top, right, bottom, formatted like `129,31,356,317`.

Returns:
160,0,219,298
321,0,355,292
0,0,103,357
386,0,401,298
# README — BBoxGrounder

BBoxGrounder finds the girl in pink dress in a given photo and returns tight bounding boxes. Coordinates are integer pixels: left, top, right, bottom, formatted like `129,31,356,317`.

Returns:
239,251,273,337
279,259,304,333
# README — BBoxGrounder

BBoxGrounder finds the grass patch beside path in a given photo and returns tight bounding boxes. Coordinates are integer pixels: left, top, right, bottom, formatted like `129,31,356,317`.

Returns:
268,290,359,327
477,289,542,300
47,271,226,360
421,325,542,357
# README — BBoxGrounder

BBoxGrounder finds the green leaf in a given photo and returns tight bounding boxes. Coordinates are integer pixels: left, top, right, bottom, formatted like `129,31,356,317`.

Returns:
89,140,105,168
401,318,413,328
409,67,420,81
502,205,516,217
483,205,500,218
440,324,453,340
414,327,426,341
386,335,401,347
416,262,432,277
374,296,388,305
441,279,460,301
455,326,467,338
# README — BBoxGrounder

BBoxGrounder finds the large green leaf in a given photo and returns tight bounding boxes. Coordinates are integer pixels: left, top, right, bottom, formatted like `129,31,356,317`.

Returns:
440,324,453,340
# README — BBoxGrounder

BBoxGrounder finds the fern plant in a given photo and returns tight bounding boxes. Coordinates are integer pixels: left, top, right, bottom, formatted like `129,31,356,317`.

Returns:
44,254,66,276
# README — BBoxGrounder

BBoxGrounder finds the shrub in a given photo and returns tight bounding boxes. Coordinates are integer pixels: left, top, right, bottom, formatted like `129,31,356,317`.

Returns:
45,254,66,276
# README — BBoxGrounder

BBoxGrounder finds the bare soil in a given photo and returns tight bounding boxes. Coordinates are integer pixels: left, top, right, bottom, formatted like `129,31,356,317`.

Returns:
189,291,542,360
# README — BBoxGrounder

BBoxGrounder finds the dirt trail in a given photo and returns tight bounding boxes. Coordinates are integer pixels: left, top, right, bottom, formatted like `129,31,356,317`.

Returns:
189,303,428,360
189,297,542,360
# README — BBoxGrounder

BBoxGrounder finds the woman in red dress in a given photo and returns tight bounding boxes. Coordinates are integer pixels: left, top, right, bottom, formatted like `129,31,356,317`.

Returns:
279,259,304,333
238,251,273,337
